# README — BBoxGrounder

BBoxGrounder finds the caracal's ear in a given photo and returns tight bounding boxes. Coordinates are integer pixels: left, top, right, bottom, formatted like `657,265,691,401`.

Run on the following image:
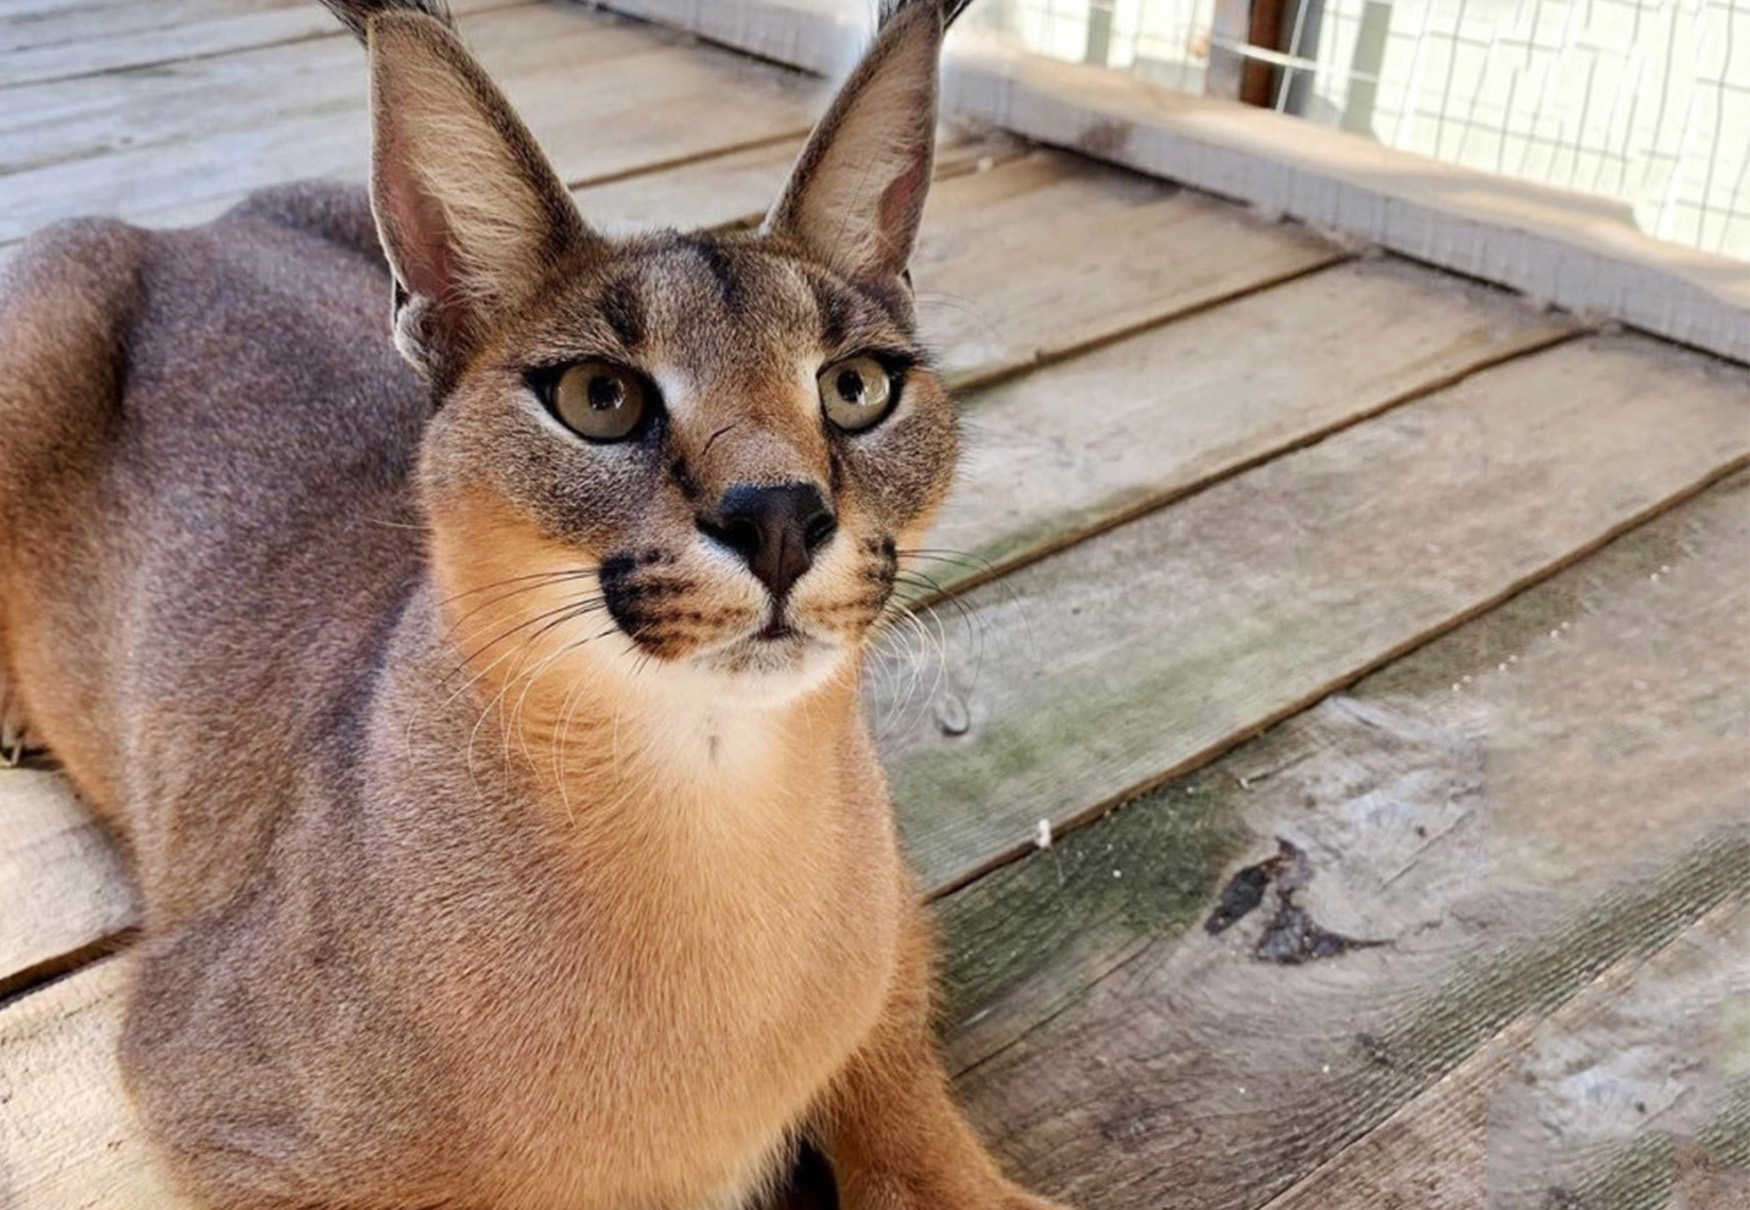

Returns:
324,2,600,386
763,1,962,287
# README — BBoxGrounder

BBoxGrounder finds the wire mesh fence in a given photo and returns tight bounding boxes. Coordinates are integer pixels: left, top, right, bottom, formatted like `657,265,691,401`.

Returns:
962,0,1750,259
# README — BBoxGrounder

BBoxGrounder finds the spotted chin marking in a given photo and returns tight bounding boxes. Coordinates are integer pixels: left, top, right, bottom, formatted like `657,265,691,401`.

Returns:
599,549,704,657
787,537,897,645
854,536,899,616
697,629,835,683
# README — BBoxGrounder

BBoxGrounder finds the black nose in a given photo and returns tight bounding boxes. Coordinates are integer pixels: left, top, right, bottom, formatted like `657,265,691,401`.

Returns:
697,482,837,600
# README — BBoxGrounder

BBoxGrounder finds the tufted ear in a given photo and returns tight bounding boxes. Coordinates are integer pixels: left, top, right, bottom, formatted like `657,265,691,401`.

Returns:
762,2,949,286
359,11,601,386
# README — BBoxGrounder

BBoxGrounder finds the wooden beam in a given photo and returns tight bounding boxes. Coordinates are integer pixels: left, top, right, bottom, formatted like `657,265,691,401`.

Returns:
939,36,1750,366
1241,0,1287,107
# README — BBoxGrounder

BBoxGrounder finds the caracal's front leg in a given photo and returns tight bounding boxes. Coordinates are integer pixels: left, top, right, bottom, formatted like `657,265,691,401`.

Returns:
809,905,1072,1210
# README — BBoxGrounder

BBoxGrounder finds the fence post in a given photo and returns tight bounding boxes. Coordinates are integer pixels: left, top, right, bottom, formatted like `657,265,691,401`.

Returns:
1206,0,1287,106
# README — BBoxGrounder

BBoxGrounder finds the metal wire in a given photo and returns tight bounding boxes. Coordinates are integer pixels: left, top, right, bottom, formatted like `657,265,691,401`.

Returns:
968,0,1750,259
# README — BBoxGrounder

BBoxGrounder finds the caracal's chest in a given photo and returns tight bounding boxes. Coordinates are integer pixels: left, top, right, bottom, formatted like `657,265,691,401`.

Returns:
387,730,905,1210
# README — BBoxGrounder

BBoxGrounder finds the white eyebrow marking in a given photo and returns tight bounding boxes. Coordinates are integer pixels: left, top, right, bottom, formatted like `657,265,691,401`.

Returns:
651,364,698,421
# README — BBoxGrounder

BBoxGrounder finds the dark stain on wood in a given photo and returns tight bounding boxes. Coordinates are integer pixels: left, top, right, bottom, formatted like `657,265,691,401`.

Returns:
1203,860,1271,934
1206,837,1389,962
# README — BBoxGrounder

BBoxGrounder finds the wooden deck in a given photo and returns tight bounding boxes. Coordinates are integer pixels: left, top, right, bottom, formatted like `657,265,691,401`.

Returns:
2,2,1747,1207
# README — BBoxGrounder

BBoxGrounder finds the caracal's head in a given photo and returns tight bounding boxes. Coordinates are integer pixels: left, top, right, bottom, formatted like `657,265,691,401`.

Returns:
332,0,963,707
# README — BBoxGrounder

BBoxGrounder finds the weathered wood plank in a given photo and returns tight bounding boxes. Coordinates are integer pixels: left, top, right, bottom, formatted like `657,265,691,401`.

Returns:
0,2,578,179
1261,901,1749,1209
0,0,521,87
962,836,1748,1210
935,468,1750,1208
0,957,193,1209
928,257,1576,593
0,770,134,1000
0,6,821,242
578,129,1022,235
1,0,299,56
908,152,1342,386
579,133,808,234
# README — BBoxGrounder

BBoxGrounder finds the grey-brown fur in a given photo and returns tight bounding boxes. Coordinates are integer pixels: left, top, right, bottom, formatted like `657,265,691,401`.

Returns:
0,3,1066,1208
322,0,456,40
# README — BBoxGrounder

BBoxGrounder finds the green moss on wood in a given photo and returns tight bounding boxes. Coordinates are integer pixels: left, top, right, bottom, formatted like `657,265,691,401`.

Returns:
934,762,1250,1028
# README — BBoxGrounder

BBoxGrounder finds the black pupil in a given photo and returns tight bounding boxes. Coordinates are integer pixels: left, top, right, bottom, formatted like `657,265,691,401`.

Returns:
836,368,867,406
587,374,625,411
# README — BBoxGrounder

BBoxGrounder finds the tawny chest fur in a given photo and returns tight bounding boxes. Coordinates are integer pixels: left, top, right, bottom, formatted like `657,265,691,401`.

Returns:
360,658,906,1209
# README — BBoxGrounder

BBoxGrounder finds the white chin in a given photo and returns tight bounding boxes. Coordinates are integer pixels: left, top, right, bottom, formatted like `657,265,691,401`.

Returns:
686,634,851,704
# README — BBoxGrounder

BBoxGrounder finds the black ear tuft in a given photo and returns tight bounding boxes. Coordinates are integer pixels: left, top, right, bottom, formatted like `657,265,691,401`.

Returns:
877,0,975,30
318,0,455,42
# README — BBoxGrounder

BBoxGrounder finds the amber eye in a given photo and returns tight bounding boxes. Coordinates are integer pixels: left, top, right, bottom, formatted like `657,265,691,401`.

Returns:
818,355,897,433
551,361,649,442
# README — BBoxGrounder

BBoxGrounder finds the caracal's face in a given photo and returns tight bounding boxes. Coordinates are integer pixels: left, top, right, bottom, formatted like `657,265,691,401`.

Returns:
421,228,957,706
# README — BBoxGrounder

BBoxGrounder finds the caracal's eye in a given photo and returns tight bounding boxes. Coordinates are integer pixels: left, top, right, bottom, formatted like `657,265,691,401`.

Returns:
552,361,649,442
818,355,896,433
